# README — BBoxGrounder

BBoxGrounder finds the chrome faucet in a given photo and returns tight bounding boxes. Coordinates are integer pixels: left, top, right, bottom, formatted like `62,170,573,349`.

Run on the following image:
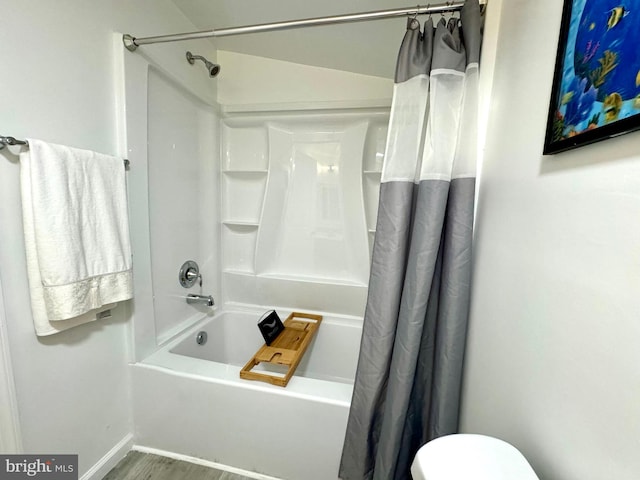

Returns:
186,294,214,307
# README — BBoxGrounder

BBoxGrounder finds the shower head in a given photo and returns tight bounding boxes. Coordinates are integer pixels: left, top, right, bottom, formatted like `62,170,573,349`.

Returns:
186,51,220,78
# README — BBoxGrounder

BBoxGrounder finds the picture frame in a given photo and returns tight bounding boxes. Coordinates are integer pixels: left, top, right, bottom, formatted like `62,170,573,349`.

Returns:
543,0,640,155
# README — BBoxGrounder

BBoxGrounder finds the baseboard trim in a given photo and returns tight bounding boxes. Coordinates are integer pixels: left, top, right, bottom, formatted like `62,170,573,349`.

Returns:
132,445,282,480
80,433,134,480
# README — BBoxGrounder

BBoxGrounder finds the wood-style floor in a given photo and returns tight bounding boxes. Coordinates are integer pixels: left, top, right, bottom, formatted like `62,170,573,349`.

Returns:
102,451,259,480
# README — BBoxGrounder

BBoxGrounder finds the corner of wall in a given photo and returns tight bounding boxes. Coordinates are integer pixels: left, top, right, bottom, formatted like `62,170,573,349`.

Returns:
79,434,134,480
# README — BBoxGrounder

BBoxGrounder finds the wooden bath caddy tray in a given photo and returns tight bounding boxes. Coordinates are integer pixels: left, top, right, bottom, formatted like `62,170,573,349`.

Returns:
240,312,322,387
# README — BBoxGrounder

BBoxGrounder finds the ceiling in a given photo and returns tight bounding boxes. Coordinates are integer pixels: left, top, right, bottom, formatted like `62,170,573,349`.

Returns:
170,0,421,79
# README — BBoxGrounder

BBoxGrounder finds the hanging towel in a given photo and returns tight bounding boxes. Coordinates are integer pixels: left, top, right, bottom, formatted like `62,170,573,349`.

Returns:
20,139,133,336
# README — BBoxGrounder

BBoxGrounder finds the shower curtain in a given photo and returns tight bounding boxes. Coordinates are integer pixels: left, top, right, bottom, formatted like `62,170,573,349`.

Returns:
339,1,482,479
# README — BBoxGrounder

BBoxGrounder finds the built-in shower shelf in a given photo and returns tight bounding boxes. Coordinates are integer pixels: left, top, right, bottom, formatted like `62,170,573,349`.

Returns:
257,272,367,287
222,170,268,175
223,268,255,275
222,220,260,227
363,170,382,175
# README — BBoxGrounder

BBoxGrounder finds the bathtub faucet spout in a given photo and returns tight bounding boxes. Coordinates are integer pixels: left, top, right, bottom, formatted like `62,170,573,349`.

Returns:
186,294,215,307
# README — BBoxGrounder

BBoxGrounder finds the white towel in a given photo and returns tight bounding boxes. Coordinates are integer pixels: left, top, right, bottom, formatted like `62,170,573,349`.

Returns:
20,139,133,336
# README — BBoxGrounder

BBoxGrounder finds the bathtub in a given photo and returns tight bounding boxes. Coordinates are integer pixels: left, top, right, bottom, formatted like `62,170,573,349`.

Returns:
131,307,363,480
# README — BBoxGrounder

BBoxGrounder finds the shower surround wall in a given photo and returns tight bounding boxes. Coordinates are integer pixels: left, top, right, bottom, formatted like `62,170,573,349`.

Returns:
119,31,220,368
216,50,394,317
221,110,389,315
147,69,219,346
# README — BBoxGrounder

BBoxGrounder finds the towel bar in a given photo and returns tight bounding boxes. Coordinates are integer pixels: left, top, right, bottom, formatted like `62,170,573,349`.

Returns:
0,136,28,149
1,136,130,169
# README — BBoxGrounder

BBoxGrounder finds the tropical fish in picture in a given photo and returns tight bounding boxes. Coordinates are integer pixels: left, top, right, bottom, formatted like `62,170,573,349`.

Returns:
603,92,623,121
607,6,630,30
549,0,640,146
574,0,640,100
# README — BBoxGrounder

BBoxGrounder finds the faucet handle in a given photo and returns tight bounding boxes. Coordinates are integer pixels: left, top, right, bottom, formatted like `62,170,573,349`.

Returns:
179,260,201,288
186,269,202,287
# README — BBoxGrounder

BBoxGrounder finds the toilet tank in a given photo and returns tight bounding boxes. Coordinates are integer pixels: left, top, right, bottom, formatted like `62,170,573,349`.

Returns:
411,434,539,480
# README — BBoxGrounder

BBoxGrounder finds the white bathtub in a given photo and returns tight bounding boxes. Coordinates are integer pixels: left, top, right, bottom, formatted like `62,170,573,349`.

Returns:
131,308,363,480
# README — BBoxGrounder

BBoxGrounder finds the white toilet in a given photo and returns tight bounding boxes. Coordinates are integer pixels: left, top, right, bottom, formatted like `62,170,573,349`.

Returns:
411,434,540,480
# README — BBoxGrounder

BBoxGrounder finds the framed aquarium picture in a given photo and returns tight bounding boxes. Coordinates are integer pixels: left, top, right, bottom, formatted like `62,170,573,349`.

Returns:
544,0,640,154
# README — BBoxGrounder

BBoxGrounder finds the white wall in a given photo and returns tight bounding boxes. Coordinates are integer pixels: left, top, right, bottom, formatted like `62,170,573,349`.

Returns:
461,1,640,479
217,50,393,110
0,2,216,478
0,276,21,453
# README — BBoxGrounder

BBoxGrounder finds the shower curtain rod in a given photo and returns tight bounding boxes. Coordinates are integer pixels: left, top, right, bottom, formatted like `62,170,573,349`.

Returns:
0,136,130,168
123,1,483,52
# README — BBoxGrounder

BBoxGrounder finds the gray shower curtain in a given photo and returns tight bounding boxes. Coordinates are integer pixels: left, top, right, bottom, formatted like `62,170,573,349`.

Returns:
339,1,482,479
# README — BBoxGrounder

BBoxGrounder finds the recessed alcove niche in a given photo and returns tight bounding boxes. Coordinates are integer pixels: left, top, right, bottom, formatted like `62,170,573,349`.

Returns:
221,109,389,316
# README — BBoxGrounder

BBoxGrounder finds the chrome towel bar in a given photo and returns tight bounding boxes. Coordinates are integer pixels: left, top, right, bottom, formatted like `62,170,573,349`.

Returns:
0,136,130,169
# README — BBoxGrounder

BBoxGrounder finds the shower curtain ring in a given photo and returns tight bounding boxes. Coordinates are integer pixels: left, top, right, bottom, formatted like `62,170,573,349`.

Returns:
411,5,419,20
442,1,451,20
